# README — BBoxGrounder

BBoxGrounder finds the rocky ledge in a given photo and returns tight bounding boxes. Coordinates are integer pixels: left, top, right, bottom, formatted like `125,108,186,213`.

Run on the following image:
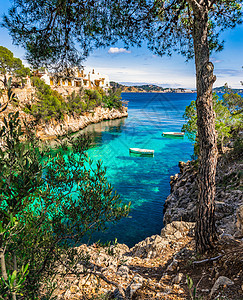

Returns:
36,106,128,139
163,156,243,238
50,151,242,300
52,221,242,300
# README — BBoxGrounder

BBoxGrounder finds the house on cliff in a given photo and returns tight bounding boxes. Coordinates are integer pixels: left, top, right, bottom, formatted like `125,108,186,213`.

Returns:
33,68,110,91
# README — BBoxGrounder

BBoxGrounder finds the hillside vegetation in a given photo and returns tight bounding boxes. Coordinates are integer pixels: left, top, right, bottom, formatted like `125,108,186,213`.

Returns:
22,77,123,123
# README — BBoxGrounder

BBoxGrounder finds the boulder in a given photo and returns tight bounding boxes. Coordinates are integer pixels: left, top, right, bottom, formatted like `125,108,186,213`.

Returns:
235,205,243,237
161,221,195,240
210,276,234,297
116,265,129,278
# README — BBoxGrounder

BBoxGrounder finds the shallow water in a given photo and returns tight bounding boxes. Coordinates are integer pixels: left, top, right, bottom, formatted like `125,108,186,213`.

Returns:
80,93,196,247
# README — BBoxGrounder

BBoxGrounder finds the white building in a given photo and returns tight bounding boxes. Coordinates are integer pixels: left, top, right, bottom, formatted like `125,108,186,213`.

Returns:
36,68,110,91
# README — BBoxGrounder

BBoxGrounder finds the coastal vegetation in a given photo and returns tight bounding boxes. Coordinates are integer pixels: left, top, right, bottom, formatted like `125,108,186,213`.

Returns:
0,109,130,298
0,46,30,88
182,90,243,154
0,50,127,299
0,0,242,298
22,77,123,123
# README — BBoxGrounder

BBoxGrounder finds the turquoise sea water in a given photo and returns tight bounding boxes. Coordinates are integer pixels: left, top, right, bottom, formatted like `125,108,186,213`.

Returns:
80,92,196,247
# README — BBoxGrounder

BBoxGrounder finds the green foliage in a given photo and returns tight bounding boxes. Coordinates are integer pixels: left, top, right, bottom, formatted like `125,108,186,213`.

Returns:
182,92,242,154
66,90,87,116
103,87,123,110
3,1,242,66
0,112,130,298
84,89,103,110
0,258,29,299
25,79,124,123
95,238,118,256
0,46,30,87
0,77,19,113
186,275,203,300
182,100,197,141
222,85,243,115
28,77,67,122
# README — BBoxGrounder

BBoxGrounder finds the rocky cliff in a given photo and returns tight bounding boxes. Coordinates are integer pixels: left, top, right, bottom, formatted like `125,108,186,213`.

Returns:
53,220,242,300
163,154,243,238
50,151,243,300
35,106,128,139
0,86,128,140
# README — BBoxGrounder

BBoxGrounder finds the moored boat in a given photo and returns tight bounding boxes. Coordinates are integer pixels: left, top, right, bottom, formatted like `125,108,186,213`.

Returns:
129,148,154,155
162,132,184,137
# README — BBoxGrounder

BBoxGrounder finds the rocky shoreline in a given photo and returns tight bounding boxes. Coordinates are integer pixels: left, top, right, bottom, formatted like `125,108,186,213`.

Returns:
163,156,243,238
0,86,128,140
53,221,242,300
35,106,128,140
53,152,242,300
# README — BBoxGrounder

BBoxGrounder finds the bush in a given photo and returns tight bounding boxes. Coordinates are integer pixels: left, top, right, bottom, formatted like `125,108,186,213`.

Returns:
84,89,102,110
103,87,123,110
182,92,243,154
66,90,87,116
28,77,67,122
0,113,130,298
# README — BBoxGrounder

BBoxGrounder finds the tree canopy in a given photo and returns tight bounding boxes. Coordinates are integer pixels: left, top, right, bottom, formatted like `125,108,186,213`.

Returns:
2,1,242,68
182,91,243,153
0,46,30,86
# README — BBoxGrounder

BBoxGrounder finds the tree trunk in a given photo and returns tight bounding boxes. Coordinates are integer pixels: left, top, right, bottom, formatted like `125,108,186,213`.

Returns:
192,4,218,253
0,247,8,281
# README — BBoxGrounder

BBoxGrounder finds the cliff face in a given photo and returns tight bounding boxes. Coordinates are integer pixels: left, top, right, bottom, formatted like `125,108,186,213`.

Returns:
163,156,243,238
0,86,128,140
35,106,128,139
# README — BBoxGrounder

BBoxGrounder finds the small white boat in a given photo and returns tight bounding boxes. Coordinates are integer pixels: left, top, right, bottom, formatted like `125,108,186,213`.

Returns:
129,148,154,155
162,132,184,137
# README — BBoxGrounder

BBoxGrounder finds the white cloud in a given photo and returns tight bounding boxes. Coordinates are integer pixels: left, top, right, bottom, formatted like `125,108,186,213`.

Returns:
108,47,131,54
211,57,223,64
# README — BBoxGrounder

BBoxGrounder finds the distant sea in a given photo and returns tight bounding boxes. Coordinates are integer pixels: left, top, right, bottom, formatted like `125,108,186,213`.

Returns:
81,92,196,247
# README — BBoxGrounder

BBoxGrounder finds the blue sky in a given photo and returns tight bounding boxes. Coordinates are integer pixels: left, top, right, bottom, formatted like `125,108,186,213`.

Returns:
0,0,242,89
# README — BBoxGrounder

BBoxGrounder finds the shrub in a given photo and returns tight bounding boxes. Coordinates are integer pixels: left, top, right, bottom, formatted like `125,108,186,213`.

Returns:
182,92,243,154
103,87,123,110
0,112,130,298
28,77,67,122
66,90,87,116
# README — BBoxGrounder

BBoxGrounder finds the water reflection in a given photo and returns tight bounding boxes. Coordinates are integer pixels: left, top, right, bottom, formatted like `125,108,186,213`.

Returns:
75,118,127,148
80,118,126,135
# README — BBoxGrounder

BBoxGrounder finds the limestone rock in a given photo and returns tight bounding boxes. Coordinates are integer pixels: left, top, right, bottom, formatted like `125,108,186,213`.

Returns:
173,273,184,284
163,158,243,237
125,274,144,299
161,221,195,240
166,259,178,272
116,265,129,277
131,234,169,258
235,205,243,237
210,276,234,297
69,285,79,294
